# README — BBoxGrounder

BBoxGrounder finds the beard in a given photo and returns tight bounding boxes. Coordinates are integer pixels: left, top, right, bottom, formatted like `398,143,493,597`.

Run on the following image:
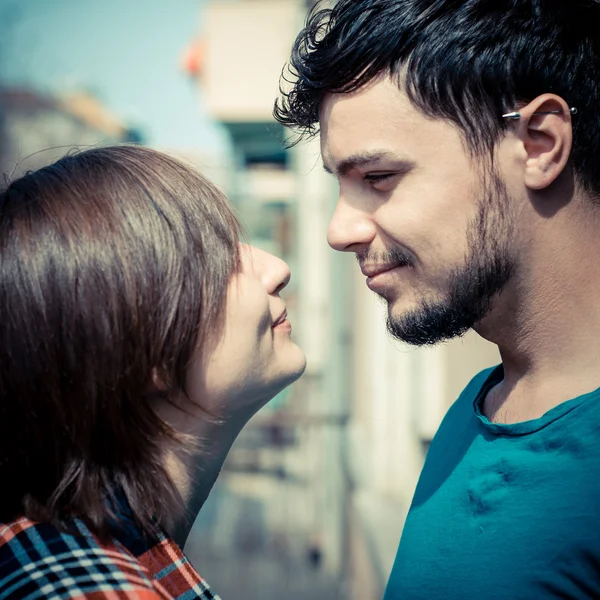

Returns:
385,172,514,346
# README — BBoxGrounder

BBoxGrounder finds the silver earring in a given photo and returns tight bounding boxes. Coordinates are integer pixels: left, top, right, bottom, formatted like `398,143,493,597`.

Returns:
502,107,578,120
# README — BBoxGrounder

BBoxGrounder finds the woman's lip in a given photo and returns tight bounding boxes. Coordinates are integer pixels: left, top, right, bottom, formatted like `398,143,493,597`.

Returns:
273,318,292,333
272,310,288,328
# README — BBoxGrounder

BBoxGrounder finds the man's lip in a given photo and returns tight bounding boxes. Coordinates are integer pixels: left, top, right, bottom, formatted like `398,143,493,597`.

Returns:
272,309,288,327
360,263,400,278
365,264,410,294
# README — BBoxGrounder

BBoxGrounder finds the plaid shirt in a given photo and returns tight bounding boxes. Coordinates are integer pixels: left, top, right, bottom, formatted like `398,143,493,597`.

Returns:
0,516,221,600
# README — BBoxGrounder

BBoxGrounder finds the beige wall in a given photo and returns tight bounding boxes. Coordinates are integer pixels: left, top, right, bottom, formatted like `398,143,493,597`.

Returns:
202,0,303,122
444,330,501,405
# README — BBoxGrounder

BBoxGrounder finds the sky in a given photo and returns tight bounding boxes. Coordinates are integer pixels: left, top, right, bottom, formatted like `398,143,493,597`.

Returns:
0,0,230,155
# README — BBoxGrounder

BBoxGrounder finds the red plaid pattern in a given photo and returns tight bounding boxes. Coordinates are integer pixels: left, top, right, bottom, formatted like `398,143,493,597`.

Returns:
0,517,220,600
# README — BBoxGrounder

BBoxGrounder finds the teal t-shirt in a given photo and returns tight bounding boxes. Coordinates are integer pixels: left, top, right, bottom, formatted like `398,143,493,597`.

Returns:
385,366,600,599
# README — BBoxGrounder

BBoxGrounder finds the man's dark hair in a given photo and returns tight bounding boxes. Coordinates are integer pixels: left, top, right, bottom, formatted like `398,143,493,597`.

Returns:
275,0,600,194
0,146,241,537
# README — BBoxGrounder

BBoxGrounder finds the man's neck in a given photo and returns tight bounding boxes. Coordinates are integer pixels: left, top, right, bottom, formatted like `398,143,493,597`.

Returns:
478,203,600,423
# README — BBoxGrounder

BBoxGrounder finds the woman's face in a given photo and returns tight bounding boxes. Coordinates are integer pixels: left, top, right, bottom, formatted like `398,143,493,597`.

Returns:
185,244,306,416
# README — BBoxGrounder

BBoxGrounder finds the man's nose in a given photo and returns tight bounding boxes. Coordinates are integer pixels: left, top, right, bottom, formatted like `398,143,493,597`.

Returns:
327,198,376,253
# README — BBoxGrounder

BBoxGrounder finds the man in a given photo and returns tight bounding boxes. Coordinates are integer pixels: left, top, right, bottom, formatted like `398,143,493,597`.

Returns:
275,0,600,598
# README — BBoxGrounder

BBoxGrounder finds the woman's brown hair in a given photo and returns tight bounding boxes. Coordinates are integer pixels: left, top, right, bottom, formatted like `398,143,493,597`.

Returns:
0,145,241,536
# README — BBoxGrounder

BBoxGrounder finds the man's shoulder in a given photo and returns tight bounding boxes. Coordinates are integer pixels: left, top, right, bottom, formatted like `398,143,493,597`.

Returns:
425,364,500,447
410,366,501,506
0,517,158,599
456,364,499,405
441,365,499,421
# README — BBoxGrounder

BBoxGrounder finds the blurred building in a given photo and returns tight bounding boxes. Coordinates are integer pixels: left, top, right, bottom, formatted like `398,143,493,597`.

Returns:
185,1,500,599
0,87,141,176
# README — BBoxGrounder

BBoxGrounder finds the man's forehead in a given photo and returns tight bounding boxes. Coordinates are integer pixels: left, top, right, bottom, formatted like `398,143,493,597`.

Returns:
319,83,424,152
320,80,464,171
319,93,417,173
320,78,413,121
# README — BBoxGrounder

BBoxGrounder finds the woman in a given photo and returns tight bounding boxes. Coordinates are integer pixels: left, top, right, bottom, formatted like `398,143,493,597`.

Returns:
0,145,306,599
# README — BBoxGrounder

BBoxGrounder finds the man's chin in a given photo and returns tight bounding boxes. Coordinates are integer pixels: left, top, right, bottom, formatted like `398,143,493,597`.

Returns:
385,294,419,321
385,301,472,347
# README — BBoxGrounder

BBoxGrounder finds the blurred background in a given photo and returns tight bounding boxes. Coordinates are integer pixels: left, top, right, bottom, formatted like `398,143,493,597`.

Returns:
0,0,500,598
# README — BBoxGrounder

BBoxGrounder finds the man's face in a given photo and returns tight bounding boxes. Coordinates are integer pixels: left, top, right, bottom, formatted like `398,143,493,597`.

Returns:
320,77,516,345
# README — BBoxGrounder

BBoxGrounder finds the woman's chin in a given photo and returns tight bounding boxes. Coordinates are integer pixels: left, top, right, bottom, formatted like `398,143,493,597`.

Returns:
283,348,308,386
254,357,308,409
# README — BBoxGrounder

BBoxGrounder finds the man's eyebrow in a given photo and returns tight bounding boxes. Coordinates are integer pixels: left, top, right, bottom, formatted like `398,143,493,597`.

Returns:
322,150,413,177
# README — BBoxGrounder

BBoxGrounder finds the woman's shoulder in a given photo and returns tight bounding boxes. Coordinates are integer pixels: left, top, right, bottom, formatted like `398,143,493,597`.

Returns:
0,516,161,599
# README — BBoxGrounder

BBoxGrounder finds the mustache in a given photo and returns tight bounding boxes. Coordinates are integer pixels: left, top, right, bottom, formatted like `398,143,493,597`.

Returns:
355,247,415,268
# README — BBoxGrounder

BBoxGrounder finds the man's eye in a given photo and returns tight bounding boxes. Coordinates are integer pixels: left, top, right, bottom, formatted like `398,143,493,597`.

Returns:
364,173,395,184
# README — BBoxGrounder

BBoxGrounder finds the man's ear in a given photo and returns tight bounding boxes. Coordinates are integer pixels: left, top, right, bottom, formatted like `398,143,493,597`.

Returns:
512,94,574,191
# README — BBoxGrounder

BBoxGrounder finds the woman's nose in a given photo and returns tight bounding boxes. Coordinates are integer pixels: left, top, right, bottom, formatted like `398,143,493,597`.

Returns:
243,245,291,294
